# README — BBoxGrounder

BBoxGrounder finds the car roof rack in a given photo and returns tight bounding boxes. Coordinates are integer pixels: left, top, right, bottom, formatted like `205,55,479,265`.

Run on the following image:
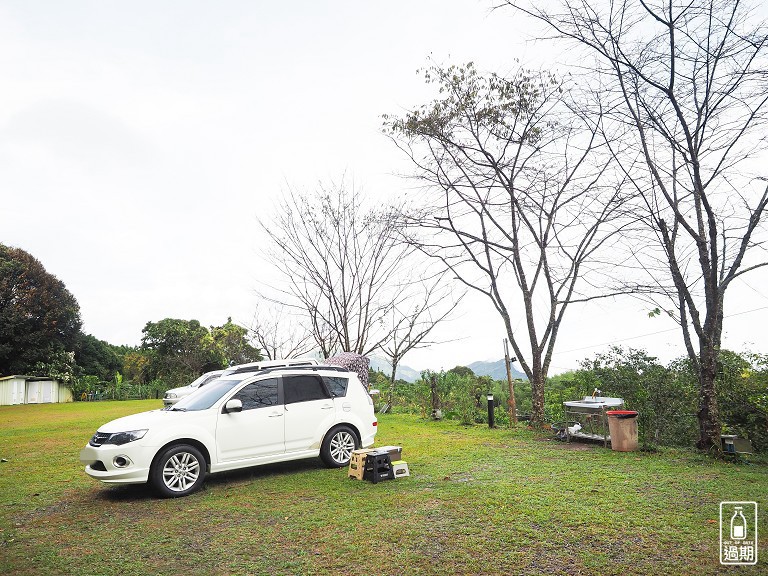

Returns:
224,364,351,377
222,361,315,376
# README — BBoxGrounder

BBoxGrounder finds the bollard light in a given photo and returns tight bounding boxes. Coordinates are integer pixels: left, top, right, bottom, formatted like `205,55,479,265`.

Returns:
487,394,495,428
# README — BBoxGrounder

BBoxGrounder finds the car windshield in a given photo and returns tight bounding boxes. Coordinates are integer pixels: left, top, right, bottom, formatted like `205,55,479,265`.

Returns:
171,376,248,411
188,372,219,389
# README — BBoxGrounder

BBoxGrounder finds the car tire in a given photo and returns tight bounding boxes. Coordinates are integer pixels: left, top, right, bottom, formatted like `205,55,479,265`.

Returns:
150,444,206,498
320,425,359,468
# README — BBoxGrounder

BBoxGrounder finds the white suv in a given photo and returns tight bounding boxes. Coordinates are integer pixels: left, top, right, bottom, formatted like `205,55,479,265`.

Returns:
162,359,318,407
79,364,377,497
163,370,223,407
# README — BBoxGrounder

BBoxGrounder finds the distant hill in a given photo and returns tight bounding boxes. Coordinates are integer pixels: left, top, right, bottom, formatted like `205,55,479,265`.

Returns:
369,356,527,383
368,357,422,383
468,359,528,381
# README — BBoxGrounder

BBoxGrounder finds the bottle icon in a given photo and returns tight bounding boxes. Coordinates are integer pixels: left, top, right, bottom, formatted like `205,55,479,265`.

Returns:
731,506,747,540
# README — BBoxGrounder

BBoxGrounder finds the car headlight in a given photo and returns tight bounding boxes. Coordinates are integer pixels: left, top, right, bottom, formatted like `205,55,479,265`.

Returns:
103,430,148,445
165,393,177,399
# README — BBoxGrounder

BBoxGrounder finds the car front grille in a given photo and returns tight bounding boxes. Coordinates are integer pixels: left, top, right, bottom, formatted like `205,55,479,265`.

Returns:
89,432,110,447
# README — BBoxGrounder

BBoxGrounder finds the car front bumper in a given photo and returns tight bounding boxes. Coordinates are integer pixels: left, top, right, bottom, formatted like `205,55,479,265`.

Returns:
79,443,153,485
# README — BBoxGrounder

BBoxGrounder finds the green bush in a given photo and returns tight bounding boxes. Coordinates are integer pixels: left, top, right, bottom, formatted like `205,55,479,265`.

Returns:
447,372,484,425
543,347,767,452
375,349,766,454
549,347,699,449
711,351,767,452
72,374,106,400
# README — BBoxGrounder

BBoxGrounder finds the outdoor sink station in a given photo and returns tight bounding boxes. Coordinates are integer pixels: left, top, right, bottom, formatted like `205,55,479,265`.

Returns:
562,394,625,447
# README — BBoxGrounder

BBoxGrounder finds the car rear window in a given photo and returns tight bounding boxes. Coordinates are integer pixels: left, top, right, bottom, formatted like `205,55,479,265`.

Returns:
323,376,349,397
283,375,330,404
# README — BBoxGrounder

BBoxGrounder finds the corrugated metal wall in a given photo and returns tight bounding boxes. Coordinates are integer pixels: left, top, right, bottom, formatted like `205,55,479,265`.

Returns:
0,378,27,405
0,378,73,405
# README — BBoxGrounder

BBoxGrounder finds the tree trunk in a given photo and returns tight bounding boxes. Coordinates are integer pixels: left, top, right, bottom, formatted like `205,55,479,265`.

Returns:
430,374,440,418
530,367,545,428
505,348,518,425
386,356,398,407
696,342,721,452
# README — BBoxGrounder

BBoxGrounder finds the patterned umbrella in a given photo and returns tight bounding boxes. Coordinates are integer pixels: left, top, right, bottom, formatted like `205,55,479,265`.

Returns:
326,352,370,390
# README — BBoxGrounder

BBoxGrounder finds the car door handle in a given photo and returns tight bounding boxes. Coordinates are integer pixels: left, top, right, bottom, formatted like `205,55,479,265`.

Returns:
268,412,283,418
321,405,333,410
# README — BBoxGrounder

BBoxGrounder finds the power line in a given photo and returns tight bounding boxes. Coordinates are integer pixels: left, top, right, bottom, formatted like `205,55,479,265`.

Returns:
554,305,768,357
737,278,768,302
727,305,768,317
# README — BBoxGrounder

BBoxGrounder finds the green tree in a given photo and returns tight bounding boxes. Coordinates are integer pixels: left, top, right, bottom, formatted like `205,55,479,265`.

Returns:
139,317,260,387
74,333,123,382
0,244,82,376
210,317,261,365
140,318,224,386
447,365,475,379
122,350,150,385
32,349,77,386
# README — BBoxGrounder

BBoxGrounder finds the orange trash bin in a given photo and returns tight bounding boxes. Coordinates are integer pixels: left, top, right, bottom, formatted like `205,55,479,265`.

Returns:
606,410,639,452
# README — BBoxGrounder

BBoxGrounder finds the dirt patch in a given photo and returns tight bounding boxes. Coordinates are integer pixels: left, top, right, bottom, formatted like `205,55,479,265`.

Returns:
550,441,599,451
533,435,603,451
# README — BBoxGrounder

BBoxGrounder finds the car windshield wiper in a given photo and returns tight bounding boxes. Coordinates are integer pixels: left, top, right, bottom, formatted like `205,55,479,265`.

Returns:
169,406,187,412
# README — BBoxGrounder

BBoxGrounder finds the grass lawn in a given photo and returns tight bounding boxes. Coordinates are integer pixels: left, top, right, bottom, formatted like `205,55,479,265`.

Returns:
0,401,766,575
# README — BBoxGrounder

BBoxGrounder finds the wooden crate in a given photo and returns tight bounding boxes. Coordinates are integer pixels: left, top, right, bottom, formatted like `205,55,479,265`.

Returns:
348,449,374,480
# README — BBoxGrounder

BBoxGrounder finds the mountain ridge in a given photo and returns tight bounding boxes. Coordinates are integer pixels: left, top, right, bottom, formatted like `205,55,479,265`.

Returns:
369,357,527,383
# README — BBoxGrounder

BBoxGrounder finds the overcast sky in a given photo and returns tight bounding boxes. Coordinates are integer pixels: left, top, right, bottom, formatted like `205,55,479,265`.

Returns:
3,1,768,374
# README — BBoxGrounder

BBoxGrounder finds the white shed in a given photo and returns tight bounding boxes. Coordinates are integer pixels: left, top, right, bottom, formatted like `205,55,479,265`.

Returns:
0,375,73,406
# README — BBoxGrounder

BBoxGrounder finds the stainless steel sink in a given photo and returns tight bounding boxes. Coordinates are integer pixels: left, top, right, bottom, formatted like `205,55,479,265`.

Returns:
563,396,624,413
561,396,625,446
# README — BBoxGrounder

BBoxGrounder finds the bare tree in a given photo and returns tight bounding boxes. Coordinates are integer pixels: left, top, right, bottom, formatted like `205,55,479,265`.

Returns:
259,180,406,356
506,0,768,450
259,178,460,364
380,273,464,407
385,62,629,426
247,304,315,361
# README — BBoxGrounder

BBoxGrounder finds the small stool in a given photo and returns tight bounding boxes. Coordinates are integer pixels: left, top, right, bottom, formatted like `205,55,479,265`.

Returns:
348,449,373,480
391,460,410,478
363,450,395,484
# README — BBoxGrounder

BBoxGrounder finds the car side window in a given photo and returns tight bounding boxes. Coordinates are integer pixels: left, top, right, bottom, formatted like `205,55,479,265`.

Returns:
282,375,330,404
232,378,278,411
323,376,349,397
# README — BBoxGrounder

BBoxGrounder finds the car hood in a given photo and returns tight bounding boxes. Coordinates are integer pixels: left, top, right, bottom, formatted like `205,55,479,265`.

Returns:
97,408,198,433
165,385,190,396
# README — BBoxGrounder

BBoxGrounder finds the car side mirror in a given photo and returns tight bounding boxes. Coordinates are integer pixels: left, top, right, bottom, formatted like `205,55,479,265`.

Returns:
224,399,243,414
